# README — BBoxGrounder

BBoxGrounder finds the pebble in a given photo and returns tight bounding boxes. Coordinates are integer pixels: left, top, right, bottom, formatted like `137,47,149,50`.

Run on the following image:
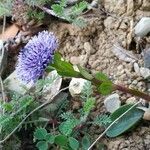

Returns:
126,97,137,104
104,93,121,113
140,67,150,79
42,70,62,101
69,78,87,97
4,70,33,94
132,80,138,85
134,62,141,76
84,42,96,54
134,17,150,37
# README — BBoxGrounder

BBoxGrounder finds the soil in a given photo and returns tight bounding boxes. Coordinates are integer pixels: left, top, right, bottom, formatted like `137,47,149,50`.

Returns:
0,0,150,149
47,0,150,149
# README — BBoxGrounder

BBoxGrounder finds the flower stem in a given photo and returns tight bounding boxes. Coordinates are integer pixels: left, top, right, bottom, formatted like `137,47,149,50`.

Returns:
113,84,150,101
79,74,150,102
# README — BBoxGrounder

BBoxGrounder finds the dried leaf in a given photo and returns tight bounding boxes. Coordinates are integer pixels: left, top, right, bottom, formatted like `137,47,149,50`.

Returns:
0,24,19,41
112,43,138,62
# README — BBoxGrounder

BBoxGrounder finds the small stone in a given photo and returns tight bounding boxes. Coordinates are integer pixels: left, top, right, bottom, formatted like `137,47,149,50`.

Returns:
42,70,62,101
84,42,96,54
134,62,141,76
4,70,33,94
104,93,121,113
134,17,150,37
140,67,150,79
132,80,138,85
69,78,87,97
126,97,137,104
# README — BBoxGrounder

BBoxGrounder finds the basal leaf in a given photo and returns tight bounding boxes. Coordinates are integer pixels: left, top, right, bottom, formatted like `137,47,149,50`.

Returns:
55,135,68,146
36,141,48,150
81,135,91,150
69,137,79,150
34,128,48,140
45,134,55,144
106,104,144,137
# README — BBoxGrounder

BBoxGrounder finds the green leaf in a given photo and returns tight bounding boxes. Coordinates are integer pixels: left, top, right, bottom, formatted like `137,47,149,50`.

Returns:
106,104,144,137
83,97,95,114
81,81,93,100
34,128,47,140
69,137,79,150
59,119,79,136
55,135,68,146
71,1,87,16
98,82,113,95
95,72,110,82
81,135,91,150
77,65,93,80
72,17,87,28
93,114,112,126
59,0,67,7
3,103,13,111
36,141,48,150
45,134,55,144
51,4,64,16
52,53,80,77
0,0,12,16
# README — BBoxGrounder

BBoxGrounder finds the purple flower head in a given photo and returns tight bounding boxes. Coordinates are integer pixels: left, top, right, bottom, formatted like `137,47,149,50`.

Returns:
16,31,58,83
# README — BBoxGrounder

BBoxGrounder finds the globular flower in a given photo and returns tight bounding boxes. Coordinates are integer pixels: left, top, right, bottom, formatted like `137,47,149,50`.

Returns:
16,31,58,83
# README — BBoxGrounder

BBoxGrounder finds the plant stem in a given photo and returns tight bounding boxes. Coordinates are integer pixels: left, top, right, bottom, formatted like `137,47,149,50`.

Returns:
80,74,150,102
113,84,150,101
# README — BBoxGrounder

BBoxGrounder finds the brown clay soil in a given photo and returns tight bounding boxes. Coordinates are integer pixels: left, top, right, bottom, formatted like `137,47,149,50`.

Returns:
48,0,150,149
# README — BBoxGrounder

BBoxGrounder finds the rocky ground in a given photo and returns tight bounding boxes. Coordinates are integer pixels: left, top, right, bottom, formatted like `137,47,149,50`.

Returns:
48,0,150,149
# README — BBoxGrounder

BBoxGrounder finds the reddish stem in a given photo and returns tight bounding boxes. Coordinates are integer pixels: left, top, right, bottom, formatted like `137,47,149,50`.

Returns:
113,84,150,102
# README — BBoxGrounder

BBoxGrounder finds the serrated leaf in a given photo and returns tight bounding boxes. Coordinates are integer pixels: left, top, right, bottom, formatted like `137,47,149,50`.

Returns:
98,82,113,95
93,114,112,126
81,135,91,150
77,65,93,80
95,72,110,82
51,4,64,16
0,1,12,16
36,141,48,150
59,119,79,136
71,1,87,16
106,104,144,137
45,134,55,144
83,97,95,114
3,103,13,111
55,135,68,146
72,18,87,28
69,137,79,150
34,128,48,140
59,0,67,7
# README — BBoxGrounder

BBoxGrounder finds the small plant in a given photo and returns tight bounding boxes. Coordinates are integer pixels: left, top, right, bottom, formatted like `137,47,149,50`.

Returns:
0,31,148,149
33,80,114,150
0,94,34,137
51,0,87,27
0,0,12,16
